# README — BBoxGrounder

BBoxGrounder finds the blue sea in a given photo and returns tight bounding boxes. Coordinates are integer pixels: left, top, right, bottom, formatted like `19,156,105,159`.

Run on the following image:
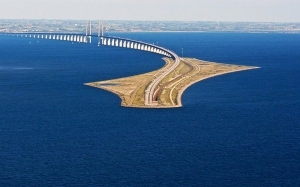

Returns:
0,32,300,186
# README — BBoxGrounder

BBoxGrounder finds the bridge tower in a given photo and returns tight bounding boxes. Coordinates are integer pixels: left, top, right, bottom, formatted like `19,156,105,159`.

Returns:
86,20,92,43
98,20,101,46
102,20,104,37
98,20,104,46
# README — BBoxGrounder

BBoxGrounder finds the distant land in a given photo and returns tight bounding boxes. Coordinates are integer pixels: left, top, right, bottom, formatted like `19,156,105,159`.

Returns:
1,19,300,33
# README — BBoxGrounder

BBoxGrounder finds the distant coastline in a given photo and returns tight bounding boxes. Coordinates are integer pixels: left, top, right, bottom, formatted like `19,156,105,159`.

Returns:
108,31,300,34
1,19,300,33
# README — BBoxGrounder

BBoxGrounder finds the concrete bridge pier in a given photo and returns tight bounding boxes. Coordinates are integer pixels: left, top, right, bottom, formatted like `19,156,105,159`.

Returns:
111,39,115,46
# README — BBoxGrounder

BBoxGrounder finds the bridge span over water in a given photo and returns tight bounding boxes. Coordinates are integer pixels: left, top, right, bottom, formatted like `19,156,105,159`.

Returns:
2,32,174,59
1,28,180,106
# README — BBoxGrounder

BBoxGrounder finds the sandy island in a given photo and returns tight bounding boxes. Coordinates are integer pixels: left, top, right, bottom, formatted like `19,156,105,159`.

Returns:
85,58,259,108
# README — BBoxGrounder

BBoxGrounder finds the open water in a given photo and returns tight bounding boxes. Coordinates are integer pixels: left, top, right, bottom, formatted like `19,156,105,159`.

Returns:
0,32,300,186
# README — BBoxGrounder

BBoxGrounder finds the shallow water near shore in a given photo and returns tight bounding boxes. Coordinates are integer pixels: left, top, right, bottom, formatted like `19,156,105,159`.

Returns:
1,33,300,186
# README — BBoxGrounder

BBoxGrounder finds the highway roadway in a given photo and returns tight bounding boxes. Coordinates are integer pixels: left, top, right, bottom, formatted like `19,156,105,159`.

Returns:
152,58,195,103
145,50,181,105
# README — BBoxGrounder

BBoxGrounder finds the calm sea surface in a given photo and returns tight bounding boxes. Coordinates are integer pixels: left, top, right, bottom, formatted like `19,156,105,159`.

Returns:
0,33,300,186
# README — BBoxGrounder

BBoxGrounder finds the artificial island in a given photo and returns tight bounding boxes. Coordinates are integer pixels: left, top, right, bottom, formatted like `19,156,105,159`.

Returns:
1,20,259,108
86,58,258,108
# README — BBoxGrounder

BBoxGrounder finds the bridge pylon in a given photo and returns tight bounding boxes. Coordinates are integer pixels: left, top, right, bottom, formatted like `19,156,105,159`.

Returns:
98,20,101,46
98,20,104,46
86,20,92,43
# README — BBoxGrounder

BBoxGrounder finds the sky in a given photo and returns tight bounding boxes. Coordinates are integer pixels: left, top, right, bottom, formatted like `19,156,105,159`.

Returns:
0,0,299,22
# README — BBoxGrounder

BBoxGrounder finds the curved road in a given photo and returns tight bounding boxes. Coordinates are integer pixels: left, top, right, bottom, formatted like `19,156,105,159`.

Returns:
145,51,181,105
152,59,194,102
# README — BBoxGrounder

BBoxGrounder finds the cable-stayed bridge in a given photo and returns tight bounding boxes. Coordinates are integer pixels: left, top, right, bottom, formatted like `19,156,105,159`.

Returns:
2,20,174,58
0,20,181,106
